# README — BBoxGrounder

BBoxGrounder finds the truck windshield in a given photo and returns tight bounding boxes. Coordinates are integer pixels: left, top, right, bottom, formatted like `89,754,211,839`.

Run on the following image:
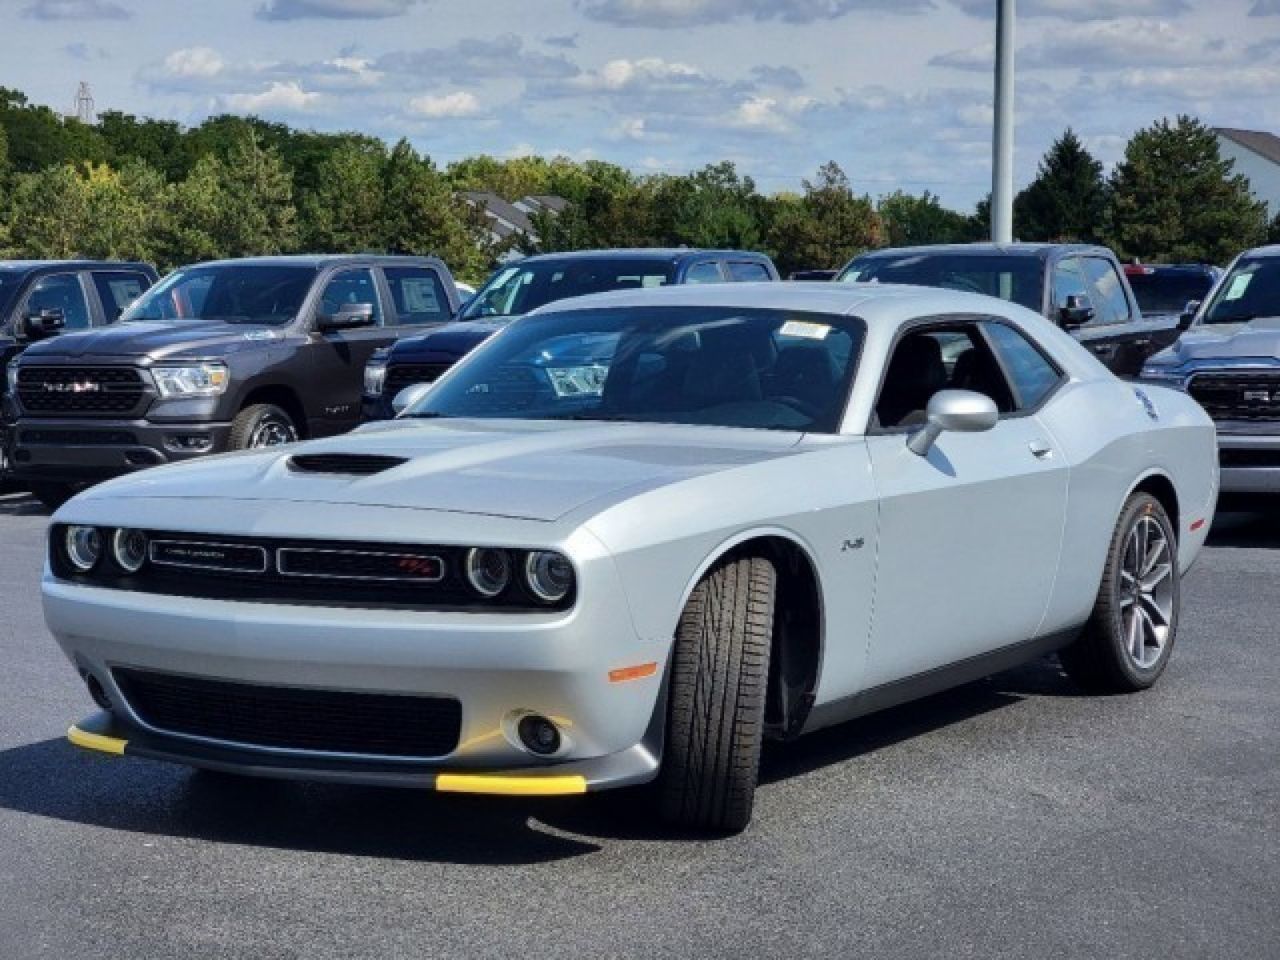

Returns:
1126,270,1217,315
839,254,1043,312
459,259,677,321
404,305,863,434
1201,258,1280,324
121,265,317,326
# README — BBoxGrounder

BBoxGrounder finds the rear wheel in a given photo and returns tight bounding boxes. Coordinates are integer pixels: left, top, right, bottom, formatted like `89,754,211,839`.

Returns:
228,404,298,451
29,481,78,511
1060,492,1179,692
657,553,775,833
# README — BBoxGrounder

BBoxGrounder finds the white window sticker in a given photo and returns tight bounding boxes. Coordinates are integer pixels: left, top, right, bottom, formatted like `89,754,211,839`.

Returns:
1223,272,1253,301
779,320,832,340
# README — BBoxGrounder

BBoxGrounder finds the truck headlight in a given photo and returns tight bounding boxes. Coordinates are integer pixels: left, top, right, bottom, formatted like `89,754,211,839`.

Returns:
5,362,17,394
151,363,229,398
1139,366,1186,388
364,357,388,397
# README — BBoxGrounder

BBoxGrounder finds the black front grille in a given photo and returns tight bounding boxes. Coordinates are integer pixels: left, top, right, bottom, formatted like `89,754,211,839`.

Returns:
19,428,137,445
114,668,462,758
1188,372,1280,422
1220,448,1280,468
288,453,408,475
384,363,452,397
16,366,146,415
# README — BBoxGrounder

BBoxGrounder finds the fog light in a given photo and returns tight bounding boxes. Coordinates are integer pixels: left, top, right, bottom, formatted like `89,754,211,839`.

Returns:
112,528,148,573
65,525,103,572
517,715,561,756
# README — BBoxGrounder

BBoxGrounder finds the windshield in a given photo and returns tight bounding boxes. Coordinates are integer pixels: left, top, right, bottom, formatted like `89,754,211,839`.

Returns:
121,265,317,326
406,306,864,433
459,258,678,321
1201,259,1280,325
1127,270,1217,315
839,253,1043,312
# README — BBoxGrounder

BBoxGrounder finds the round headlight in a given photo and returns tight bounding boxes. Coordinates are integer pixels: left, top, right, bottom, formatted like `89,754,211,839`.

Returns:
466,548,511,598
524,551,574,604
64,526,103,572
112,528,148,573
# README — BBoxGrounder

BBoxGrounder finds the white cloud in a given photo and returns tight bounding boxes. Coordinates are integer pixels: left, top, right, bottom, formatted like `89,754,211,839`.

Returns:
163,46,225,78
953,0,1190,19
22,0,130,19
256,0,421,20
222,81,322,113
408,91,480,117
578,0,932,27
574,57,705,91
957,102,994,127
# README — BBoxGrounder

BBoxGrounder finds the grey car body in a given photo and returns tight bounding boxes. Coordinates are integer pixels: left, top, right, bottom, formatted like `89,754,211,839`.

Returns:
44,283,1215,830
839,243,1180,376
1141,245,1280,497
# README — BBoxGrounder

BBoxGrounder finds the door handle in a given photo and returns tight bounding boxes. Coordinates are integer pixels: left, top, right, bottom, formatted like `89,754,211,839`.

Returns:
1029,439,1053,460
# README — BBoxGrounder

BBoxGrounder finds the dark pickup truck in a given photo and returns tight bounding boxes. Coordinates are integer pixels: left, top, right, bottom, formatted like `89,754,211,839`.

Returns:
2,260,158,488
838,243,1181,376
363,248,780,418
8,254,458,508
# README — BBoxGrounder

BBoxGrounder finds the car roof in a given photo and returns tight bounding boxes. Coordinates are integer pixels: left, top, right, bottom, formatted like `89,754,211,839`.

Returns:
181,254,449,270
0,259,154,274
1239,245,1280,260
511,248,772,265
850,242,1110,260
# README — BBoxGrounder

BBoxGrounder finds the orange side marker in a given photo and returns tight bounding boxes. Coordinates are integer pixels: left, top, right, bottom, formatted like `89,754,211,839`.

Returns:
608,662,659,684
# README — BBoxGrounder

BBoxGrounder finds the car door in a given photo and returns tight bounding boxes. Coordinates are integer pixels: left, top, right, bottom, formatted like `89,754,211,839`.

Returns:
1050,256,1118,369
19,271,95,334
862,317,1069,688
1079,256,1150,376
304,266,395,436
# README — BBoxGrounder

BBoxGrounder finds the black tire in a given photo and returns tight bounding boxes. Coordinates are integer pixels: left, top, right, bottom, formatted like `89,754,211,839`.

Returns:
228,403,298,451
1060,492,1179,693
29,481,78,511
658,553,775,833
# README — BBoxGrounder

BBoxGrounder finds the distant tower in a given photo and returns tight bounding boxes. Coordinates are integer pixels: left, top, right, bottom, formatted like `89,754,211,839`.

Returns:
71,81,95,124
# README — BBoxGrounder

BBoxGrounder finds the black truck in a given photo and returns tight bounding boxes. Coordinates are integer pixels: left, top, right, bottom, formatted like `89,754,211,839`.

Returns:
838,243,1183,376
8,255,458,508
2,260,159,488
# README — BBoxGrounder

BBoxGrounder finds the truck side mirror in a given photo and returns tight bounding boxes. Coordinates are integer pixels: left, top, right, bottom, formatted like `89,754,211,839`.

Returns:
1177,300,1201,331
317,303,375,331
19,308,66,341
1058,294,1095,329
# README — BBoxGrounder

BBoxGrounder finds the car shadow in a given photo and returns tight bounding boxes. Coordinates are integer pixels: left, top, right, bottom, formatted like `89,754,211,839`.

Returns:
1206,510,1280,549
0,492,45,517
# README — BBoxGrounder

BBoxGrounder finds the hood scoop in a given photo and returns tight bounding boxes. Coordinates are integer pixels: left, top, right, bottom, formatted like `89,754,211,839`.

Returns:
287,453,409,476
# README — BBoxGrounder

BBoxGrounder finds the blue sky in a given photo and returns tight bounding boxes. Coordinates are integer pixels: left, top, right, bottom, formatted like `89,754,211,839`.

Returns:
3,0,1278,208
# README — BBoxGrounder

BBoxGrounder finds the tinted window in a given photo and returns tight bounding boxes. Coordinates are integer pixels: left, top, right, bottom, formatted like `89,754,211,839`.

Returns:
984,322,1061,409
319,269,382,326
840,254,1043,312
26,273,91,331
684,261,724,284
1202,258,1280,324
92,271,151,320
460,259,677,320
1080,257,1132,325
384,267,451,326
406,307,864,434
1126,270,1216,315
122,265,316,326
1052,257,1091,313
875,325,1015,429
728,261,771,282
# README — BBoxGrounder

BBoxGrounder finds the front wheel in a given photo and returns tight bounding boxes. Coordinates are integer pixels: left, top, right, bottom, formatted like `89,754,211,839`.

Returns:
657,553,775,833
228,404,298,451
1060,492,1179,692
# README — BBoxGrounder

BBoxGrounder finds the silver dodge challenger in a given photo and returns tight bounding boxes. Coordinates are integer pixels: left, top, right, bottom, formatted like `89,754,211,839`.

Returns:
44,283,1217,832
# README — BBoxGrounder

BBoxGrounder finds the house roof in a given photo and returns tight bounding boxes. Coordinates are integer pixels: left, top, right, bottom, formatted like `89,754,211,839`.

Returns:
460,191,536,234
1215,127,1280,167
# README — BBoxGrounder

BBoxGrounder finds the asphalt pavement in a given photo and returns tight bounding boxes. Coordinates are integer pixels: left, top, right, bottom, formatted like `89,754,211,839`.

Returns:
1,490,1277,959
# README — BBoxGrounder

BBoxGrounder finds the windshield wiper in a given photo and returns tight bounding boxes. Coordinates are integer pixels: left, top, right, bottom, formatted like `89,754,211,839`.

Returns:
1205,313,1257,324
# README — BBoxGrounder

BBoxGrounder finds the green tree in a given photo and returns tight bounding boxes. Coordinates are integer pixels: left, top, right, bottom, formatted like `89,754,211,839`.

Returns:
878,190,971,246
1014,129,1107,242
1106,115,1267,263
765,162,881,275
301,141,387,252
5,165,90,257
79,161,168,262
219,131,299,256
97,110,187,180
1268,211,1280,246
0,87,109,172
649,162,764,250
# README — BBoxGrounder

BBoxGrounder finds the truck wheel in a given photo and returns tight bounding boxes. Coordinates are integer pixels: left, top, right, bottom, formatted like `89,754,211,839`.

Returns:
1060,492,1179,693
228,404,298,451
29,481,78,511
658,553,775,833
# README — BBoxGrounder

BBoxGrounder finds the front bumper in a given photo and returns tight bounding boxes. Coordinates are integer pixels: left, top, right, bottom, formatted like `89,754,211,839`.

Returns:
1216,426,1280,494
11,418,232,483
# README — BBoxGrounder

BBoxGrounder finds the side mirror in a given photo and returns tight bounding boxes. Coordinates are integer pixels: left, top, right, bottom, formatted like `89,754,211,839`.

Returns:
318,303,375,330
392,382,433,416
1058,294,1095,329
907,389,999,457
19,308,66,341
1177,300,1201,331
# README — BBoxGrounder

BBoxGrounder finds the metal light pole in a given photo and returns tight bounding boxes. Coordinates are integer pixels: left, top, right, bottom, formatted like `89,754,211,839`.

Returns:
991,0,1015,243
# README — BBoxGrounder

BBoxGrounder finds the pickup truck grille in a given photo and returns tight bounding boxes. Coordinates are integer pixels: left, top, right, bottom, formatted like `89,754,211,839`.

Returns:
1187,372,1280,422
114,668,462,758
16,365,147,416
384,362,453,398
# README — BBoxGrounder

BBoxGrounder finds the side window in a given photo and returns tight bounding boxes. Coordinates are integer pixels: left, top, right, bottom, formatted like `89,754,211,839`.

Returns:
24,273,92,331
318,269,382,326
92,271,151,321
684,261,724,285
1052,257,1092,316
1080,257,1132,325
982,321,1062,410
874,324,1015,429
384,267,450,326
727,261,771,282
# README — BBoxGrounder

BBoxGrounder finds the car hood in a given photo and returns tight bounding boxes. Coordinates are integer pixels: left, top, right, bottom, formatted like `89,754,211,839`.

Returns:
85,418,806,522
17,320,290,362
391,320,509,361
1152,318,1280,365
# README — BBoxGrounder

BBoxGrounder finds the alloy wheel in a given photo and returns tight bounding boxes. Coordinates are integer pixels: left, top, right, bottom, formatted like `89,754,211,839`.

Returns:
248,419,296,448
1118,513,1175,670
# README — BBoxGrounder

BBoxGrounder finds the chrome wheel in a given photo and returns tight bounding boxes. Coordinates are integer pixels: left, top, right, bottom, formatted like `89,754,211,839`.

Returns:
1118,513,1174,670
247,419,296,448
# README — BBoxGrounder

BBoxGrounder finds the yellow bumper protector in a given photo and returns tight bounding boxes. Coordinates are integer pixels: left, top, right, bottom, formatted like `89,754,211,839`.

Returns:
436,773,587,796
67,724,127,756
